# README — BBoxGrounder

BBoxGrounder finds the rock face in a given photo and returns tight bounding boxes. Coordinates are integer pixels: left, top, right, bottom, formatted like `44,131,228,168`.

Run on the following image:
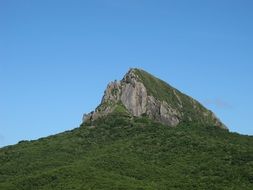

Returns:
120,71,147,117
83,68,226,129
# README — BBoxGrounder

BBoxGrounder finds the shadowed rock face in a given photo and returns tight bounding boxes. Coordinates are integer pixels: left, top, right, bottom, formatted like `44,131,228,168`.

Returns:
83,68,226,129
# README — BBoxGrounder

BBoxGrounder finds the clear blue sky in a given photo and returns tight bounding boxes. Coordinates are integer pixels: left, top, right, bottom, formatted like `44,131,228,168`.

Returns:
1,0,252,147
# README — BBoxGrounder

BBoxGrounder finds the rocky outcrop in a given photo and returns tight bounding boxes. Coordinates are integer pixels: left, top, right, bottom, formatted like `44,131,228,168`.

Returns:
120,80,147,116
83,69,181,127
83,68,227,130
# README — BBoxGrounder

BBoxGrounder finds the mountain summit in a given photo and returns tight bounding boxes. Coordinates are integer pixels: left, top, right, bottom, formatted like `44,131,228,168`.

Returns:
84,68,226,129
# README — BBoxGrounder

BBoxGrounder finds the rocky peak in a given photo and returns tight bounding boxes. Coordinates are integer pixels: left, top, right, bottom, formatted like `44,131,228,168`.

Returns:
122,68,140,83
83,68,227,129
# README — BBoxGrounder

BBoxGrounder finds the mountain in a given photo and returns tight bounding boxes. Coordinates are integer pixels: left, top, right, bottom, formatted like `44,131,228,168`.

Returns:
0,69,252,190
84,68,226,129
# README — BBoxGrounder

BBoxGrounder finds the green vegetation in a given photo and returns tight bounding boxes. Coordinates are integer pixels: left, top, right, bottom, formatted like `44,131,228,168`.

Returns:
112,102,130,116
134,69,180,108
0,113,252,189
134,69,225,127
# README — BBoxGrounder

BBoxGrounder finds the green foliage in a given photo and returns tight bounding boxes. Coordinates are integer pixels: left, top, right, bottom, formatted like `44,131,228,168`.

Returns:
134,69,180,108
0,114,252,189
134,69,224,127
112,102,130,116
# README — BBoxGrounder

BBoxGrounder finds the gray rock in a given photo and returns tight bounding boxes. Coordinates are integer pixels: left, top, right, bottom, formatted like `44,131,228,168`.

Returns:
83,68,227,130
121,82,147,116
83,69,182,127
159,101,180,126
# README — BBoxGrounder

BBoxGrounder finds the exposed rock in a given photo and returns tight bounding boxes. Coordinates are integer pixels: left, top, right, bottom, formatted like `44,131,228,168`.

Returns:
121,81,147,116
146,96,160,120
83,69,181,127
83,68,226,129
159,101,180,126
102,81,121,103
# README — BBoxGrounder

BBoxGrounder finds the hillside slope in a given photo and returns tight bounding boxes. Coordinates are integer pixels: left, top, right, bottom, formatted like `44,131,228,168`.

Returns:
0,114,252,189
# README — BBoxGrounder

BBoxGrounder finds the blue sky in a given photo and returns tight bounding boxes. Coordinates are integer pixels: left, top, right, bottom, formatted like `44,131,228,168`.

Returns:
0,0,252,147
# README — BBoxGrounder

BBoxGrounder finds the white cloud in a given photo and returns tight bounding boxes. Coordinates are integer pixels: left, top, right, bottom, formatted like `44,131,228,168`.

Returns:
203,98,232,109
